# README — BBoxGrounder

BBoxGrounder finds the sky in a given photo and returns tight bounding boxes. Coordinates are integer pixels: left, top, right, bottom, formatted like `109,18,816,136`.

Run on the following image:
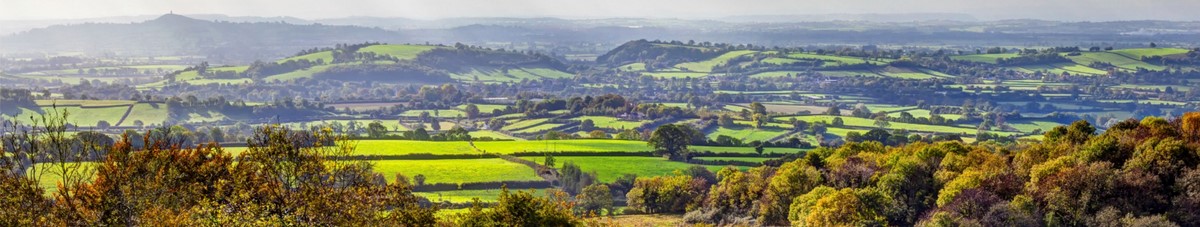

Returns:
1,0,1198,21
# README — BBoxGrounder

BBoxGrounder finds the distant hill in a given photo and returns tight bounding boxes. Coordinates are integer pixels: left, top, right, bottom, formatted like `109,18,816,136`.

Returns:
0,14,403,59
161,43,574,85
596,40,728,67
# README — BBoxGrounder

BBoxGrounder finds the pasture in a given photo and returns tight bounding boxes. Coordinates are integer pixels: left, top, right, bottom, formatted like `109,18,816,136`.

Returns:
520,156,732,182
371,158,542,184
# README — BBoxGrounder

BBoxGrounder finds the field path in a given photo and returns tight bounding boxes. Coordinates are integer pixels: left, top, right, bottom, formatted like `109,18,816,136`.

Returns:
112,104,136,127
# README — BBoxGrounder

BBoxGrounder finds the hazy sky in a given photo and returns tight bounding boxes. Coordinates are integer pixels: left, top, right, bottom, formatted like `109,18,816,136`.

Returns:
2,0,1198,21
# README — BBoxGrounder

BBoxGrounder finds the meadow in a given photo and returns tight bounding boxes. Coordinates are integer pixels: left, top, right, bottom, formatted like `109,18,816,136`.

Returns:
370,158,543,184
572,116,647,130
519,156,734,182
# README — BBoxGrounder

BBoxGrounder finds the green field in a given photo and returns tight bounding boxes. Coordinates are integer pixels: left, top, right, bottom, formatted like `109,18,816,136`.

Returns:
371,159,542,184
1066,52,1164,71
787,53,889,66
950,53,1019,63
416,189,548,203
356,44,440,60
692,157,774,162
400,109,467,118
7,106,130,127
277,51,333,63
456,104,510,113
34,99,136,107
1109,48,1190,59
618,62,648,72
512,123,564,134
777,115,1018,136
449,67,574,83
468,130,522,140
121,103,168,126
520,156,732,182
673,50,758,72
1012,63,1108,75
573,116,647,130
502,118,551,131
262,64,345,81
641,72,710,79
328,140,654,155
748,71,807,78
707,126,791,142
886,109,964,121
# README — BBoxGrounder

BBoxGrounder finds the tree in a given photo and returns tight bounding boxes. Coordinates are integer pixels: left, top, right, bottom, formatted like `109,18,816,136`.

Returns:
825,106,842,115
588,130,608,139
456,188,580,226
718,114,736,127
752,114,767,129
750,102,767,115
409,127,431,140
576,184,614,216
874,116,891,129
413,174,426,186
648,124,692,160
832,117,845,127
367,121,389,138
95,120,111,129
464,104,480,118
793,120,810,132
544,154,555,167
210,127,225,143
616,129,641,140
580,119,595,131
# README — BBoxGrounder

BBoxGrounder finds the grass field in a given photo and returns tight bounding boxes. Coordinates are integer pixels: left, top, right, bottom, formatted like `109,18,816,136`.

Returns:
400,109,467,118
449,67,574,83
327,140,652,155
512,123,564,134
1012,63,1108,75
707,126,791,142
674,50,758,72
1066,52,1164,71
416,189,548,203
886,109,964,121
31,162,98,194
262,64,345,81
520,156,732,182
121,103,168,126
277,51,333,63
455,104,510,113
1109,48,1190,59
641,71,710,79
787,53,889,66
692,157,774,162
950,53,1019,63
34,99,136,107
14,106,130,127
572,116,647,130
371,159,542,184
502,118,551,131
777,115,1018,136
748,70,807,78
468,130,522,140
815,70,883,77
618,62,647,72
356,44,440,60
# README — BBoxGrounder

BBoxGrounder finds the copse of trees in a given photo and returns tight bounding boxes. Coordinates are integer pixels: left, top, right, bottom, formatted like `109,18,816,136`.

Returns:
0,112,594,225
620,112,1200,226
